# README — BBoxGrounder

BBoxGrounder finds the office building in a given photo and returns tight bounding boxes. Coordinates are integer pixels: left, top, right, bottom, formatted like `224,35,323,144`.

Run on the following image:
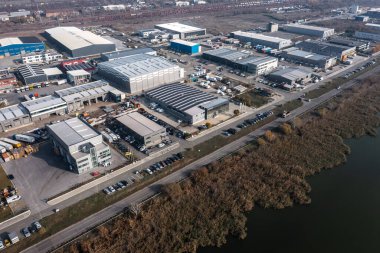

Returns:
155,22,206,39
47,117,112,174
232,31,293,49
328,37,370,52
67,70,91,85
0,37,45,57
21,50,63,64
98,54,184,93
0,70,17,91
115,112,166,147
145,83,229,124
44,26,116,57
282,23,335,38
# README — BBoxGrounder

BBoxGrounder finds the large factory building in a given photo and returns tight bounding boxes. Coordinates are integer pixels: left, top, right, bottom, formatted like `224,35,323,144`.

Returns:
282,24,335,38
44,27,116,58
232,31,293,49
98,54,184,93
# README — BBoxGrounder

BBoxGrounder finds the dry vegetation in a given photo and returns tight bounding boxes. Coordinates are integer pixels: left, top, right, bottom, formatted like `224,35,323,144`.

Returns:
59,73,380,253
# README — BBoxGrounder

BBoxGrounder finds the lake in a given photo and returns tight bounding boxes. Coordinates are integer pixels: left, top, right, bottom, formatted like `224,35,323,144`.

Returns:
199,130,380,253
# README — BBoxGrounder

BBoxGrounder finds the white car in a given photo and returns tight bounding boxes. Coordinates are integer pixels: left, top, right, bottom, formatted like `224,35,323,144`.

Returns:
0,241,4,250
157,143,165,148
32,221,42,230
108,186,116,193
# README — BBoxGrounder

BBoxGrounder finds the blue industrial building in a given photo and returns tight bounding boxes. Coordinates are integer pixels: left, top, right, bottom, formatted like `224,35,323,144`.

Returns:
0,37,45,57
170,39,201,55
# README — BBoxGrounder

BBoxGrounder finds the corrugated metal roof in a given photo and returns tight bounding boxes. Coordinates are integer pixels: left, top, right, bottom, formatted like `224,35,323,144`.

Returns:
233,31,291,43
48,117,99,147
67,69,90,77
0,104,28,122
43,67,63,76
0,37,22,46
284,23,334,32
45,26,114,51
171,39,200,47
116,112,164,137
21,95,66,113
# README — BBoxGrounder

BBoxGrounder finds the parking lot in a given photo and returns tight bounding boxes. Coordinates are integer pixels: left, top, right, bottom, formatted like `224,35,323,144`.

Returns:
1,142,127,214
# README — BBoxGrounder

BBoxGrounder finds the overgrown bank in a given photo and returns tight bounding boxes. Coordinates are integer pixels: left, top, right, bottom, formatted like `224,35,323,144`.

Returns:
60,75,380,253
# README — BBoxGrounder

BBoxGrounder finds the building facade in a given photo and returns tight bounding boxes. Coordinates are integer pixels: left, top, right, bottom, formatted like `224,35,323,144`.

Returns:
170,40,201,54
282,24,335,38
281,47,337,69
115,112,166,147
98,54,184,93
232,31,293,49
17,64,48,85
155,22,206,39
22,50,63,64
67,70,91,85
295,40,356,61
47,117,112,174
0,37,45,57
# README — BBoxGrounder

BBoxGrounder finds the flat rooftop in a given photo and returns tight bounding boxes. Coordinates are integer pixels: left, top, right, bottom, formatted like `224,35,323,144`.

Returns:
45,26,115,51
116,112,164,137
98,54,179,78
270,67,312,81
67,69,90,76
48,117,99,147
55,80,115,102
171,39,200,47
233,31,291,43
101,48,156,61
283,23,334,32
155,22,205,33
21,95,66,113
43,67,63,76
0,36,42,46
204,48,249,61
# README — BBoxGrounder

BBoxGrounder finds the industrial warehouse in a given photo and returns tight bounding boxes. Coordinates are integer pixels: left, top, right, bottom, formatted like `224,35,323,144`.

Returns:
0,81,123,131
0,37,45,57
280,47,337,69
295,40,356,61
100,48,157,61
47,117,112,174
54,80,123,112
17,64,48,85
268,67,313,86
145,83,229,124
154,22,206,39
232,31,293,49
98,54,184,93
203,48,278,75
0,105,31,132
44,26,116,58
170,40,201,54
282,23,335,38
115,112,166,147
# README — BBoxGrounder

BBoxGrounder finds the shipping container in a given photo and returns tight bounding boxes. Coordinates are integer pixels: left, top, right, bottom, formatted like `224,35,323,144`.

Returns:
0,138,21,148
14,134,35,143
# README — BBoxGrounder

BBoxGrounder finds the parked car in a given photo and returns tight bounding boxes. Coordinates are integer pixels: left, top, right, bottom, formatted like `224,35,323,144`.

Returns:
22,227,31,238
157,143,165,148
32,221,42,231
0,241,4,250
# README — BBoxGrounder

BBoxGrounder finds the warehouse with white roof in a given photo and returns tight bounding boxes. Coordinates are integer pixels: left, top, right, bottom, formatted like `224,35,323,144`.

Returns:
20,95,67,120
115,112,166,147
44,27,116,57
97,54,184,93
232,31,293,49
282,24,335,38
155,22,206,39
47,117,112,174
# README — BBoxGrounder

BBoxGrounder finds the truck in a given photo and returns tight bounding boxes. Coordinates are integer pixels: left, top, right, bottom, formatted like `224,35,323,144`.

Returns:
1,138,22,148
281,110,291,118
7,232,19,244
0,140,15,150
0,145,6,154
14,134,35,143
101,131,113,143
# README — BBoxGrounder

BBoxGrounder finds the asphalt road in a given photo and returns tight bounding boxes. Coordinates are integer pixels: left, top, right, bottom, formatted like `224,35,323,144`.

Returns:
21,63,380,253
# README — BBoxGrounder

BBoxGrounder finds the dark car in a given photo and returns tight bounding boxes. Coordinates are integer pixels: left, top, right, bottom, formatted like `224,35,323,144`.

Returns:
8,174,14,180
227,128,237,134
